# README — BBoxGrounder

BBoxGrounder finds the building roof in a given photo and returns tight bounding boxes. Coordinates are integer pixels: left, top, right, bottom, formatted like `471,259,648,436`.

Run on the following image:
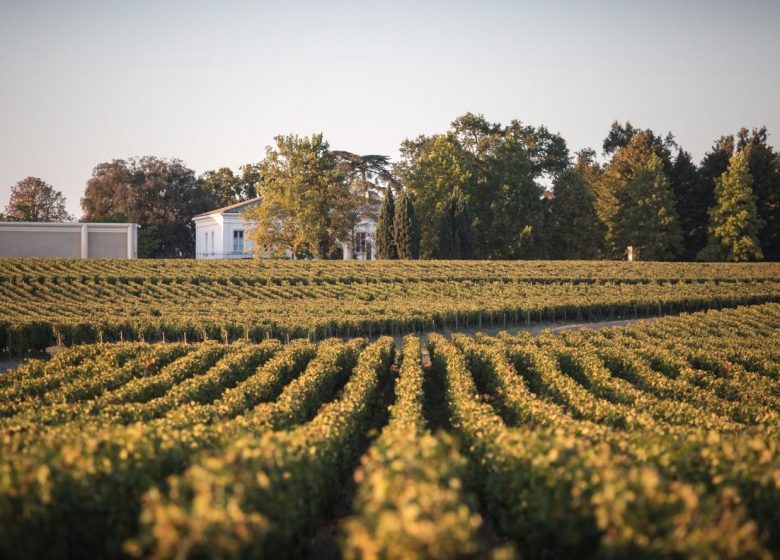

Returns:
194,197,261,218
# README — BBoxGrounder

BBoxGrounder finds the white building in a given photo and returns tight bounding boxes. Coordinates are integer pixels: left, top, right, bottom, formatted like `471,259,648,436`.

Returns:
342,216,377,260
193,197,377,260
193,198,260,259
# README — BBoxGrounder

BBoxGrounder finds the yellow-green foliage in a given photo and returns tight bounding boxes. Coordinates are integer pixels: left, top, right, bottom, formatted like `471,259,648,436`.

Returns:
342,336,486,559
2,259,780,353
1,303,780,558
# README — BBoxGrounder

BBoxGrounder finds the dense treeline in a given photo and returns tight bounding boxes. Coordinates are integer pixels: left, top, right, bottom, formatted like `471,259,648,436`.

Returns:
392,117,778,262
4,116,778,260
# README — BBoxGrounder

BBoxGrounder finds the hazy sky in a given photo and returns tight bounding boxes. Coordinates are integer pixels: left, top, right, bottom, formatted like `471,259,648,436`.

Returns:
1,0,778,217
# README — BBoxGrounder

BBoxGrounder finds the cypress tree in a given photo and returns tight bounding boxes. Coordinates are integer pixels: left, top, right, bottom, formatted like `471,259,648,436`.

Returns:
668,149,706,260
698,150,764,262
394,189,420,259
438,187,475,259
453,189,475,259
375,188,397,259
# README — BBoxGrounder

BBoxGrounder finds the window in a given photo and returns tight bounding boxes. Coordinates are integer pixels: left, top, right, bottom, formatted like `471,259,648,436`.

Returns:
355,232,371,259
233,230,244,253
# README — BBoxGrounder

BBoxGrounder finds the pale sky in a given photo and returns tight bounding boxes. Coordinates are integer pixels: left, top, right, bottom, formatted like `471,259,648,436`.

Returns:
1,0,778,218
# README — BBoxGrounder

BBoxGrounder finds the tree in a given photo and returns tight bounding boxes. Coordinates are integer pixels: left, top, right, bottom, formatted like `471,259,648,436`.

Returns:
4,177,72,222
597,130,676,256
620,154,683,260
668,149,706,260
396,113,566,259
696,136,734,258
242,134,351,259
483,123,546,258
737,127,780,260
602,121,639,155
549,168,605,259
399,133,471,258
698,150,764,262
394,189,419,259
375,188,397,259
331,151,395,257
437,187,475,259
603,120,676,158
200,166,260,207
81,157,211,257
332,152,396,198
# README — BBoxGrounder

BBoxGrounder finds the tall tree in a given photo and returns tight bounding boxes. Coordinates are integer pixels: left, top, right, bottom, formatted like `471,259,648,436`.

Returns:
484,124,544,258
81,157,211,258
396,113,567,259
399,133,471,258
603,120,676,159
668,149,706,260
549,168,605,259
331,151,394,256
437,187,475,259
696,136,735,258
698,150,764,262
737,127,780,260
242,134,351,259
620,154,683,260
375,188,397,259
200,166,260,207
4,177,72,222
602,121,639,155
597,130,676,256
394,189,419,259
332,152,396,198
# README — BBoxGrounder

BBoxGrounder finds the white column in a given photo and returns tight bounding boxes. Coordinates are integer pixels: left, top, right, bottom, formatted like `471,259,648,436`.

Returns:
80,224,89,259
127,224,135,259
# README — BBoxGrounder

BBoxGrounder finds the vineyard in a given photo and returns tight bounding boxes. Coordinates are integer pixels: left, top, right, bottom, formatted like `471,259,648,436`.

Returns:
1,302,779,558
2,258,780,354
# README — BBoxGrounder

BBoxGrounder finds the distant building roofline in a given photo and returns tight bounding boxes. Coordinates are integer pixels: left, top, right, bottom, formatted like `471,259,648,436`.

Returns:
194,197,261,218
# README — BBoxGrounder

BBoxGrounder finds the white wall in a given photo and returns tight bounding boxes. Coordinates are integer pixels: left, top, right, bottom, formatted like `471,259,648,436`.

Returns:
194,214,253,259
223,215,253,255
194,215,223,258
0,222,138,258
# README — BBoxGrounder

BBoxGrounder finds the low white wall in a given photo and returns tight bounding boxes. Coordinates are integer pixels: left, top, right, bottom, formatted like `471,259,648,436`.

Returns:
0,222,138,259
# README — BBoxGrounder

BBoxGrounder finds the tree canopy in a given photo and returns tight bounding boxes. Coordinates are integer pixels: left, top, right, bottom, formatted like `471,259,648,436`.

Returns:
81,157,211,257
24,114,777,262
242,134,354,259
200,165,260,208
698,150,764,262
549,168,604,259
4,177,72,222
737,127,780,260
395,113,568,260
621,154,683,260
